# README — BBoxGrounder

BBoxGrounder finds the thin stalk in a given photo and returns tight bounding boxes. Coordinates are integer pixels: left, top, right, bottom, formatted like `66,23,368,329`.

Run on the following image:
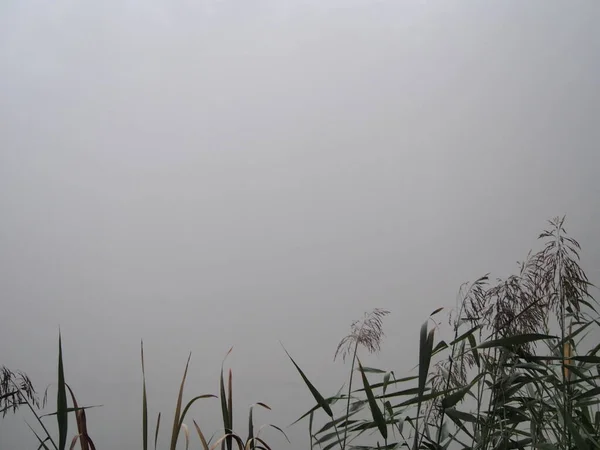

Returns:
341,333,361,450
472,328,488,448
435,300,469,447
555,232,570,450
21,393,59,450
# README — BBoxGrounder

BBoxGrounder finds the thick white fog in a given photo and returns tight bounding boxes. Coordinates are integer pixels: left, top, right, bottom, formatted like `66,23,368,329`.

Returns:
1,1,599,448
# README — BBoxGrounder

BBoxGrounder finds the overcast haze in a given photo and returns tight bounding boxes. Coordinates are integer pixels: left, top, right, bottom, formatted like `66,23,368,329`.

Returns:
1,1,599,448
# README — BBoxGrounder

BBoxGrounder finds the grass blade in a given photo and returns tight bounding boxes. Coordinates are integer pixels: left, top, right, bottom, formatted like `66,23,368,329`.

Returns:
358,360,387,441
170,352,192,450
227,369,233,450
477,333,556,349
256,423,291,443
177,394,217,432
247,404,254,450
220,347,233,450
141,341,148,450
181,423,190,450
65,384,90,450
193,420,210,450
309,411,314,450
210,433,245,450
281,343,333,417
57,332,68,450
26,421,53,450
247,403,270,449
154,413,161,450
467,334,480,368
413,321,434,450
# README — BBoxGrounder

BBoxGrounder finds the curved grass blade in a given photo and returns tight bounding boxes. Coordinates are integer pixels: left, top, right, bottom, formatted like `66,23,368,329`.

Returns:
177,394,217,433
247,402,271,449
256,423,291,443
251,436,274,450
210,433,245,450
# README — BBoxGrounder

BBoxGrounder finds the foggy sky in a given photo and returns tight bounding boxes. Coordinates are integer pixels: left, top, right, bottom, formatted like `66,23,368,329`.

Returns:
1,1,599,448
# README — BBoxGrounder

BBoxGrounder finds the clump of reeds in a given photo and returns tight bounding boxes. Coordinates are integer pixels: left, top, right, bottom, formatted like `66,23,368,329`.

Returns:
1,365,37,417
289,216,600,450
141,344,288,450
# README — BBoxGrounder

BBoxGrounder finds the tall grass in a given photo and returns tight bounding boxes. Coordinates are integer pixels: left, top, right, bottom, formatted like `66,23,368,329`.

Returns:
139,344,288,450
289,216,600,450
7,215,598,449
16,339,285,449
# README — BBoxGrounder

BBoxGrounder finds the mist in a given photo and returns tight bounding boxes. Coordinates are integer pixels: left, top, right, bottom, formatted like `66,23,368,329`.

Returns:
1,1,599,448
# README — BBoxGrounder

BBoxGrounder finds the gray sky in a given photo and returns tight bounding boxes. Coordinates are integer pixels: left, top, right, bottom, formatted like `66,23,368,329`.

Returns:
1,1,599,448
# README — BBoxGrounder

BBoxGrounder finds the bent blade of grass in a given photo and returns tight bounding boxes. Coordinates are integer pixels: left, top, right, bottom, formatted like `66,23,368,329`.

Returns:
280,342,333,417
177,394,217,432
256,423,291,443
210,433,245,450
170,352,192,450
251,436,274,450
430,307,444,317
57,331,68,450
247,402,271,449
358,360,387,441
